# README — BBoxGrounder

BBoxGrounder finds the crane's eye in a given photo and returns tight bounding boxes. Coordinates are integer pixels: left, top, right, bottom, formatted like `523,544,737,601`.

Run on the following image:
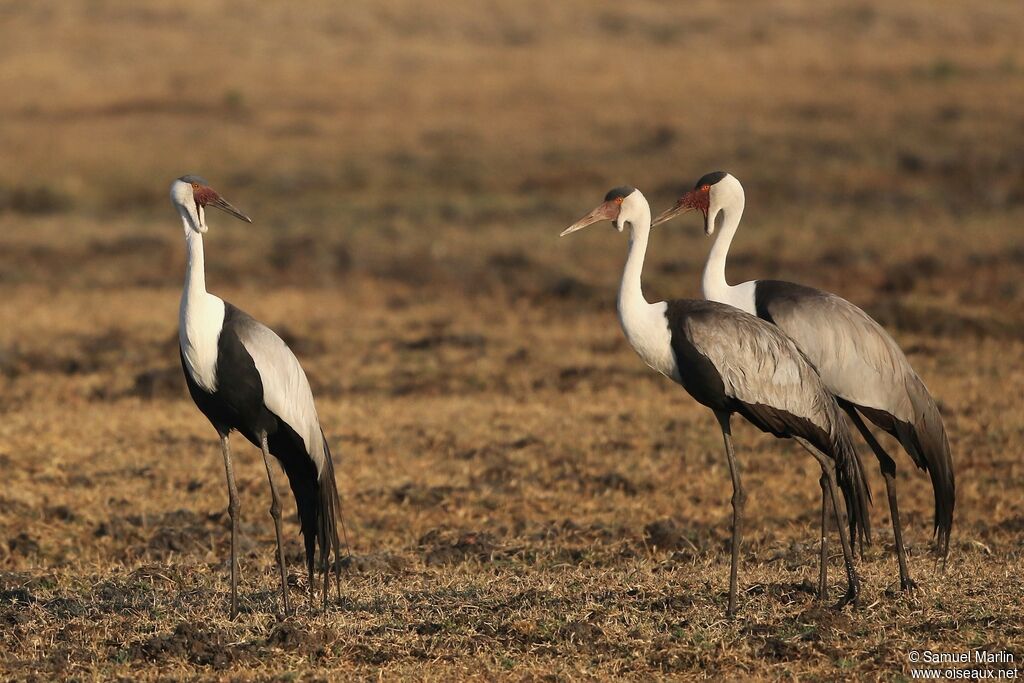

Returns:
191,183,199,189
615,197,624,205
702,184,710,191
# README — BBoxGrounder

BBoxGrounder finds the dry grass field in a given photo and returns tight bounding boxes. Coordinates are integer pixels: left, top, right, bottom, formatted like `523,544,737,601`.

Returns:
1,0,1023,679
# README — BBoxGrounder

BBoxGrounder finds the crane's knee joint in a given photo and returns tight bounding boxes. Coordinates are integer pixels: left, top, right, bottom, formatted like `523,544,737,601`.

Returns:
269,501,281,519
879,456,897,479
820,464,836,483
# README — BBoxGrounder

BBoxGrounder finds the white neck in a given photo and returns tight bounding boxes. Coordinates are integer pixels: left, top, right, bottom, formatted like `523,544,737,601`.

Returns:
182,223,208,302
614,200,681,383
178,212,226,392
617,206,652,316
701,196,743,301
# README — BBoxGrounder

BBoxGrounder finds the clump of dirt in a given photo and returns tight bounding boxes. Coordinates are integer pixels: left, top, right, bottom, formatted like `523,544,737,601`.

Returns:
641,592,696,612
391,483,459,507
44,505,76,522
557,619,604,646
793,605,853,633
347,643,396,665
129,622,245,668
130,366,184,400
44,596,86,619
7,533,40,557
544,275,600,303
758,635,802,661
95,578,157,613
265,621,335,658
146,509,216,559
646,638,703,673
0,492,28,516
92,508,216,561
93,516,145,545
552,364,638,392
419,529,498,566
869,300,1023,340
339,553,408,575
0,607,31,627
386,368,481,397
763,540,821,571
0,587,35,606
395,332,487,351
0,184,72,214
643,519,719,561
275,324,327,357
589,471,642,496
879,255,942,294
0,587,37,627
643,519,685,551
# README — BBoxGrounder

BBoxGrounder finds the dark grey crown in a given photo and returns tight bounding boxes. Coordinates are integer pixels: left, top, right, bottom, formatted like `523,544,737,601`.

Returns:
178,174,209,185
693,171,728,189
604,186,635,202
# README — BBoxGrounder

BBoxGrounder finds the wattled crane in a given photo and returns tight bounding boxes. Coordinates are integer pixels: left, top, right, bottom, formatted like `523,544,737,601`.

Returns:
171,175,343,617
561,186,870,615
654,171,954,593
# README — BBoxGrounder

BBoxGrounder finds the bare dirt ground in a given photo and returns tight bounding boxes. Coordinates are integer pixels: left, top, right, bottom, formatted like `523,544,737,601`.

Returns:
1,1,1023,679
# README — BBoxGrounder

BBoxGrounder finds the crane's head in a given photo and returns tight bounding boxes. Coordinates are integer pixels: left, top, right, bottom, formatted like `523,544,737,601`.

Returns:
170,175,252,234
560,186,649,237
652,171,742,236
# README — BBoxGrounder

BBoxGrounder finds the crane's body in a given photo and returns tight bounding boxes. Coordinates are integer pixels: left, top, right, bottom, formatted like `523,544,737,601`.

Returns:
562,187,870,614
655,171,955,591
172,176,342,617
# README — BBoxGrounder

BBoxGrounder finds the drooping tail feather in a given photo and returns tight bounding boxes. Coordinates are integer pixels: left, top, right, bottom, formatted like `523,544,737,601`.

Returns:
898,381,955,560
272,425,344,599
317,438,344,591
832,422,873,555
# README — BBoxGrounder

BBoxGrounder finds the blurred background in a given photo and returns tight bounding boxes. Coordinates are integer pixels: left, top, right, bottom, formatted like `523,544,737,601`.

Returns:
0,1,1022,679
2,0,1022,313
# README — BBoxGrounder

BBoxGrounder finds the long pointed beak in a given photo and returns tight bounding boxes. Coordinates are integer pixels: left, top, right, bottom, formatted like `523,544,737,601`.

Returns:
651,201,691,227
207,195,252,223
560,201,618,237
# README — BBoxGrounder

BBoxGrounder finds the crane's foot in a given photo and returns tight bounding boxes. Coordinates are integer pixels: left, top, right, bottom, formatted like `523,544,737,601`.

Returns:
832,587,859,611
725,588,739,619
899,577,919,592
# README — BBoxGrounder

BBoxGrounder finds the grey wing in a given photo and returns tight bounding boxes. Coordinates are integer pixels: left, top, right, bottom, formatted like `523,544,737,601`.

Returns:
756,282,952,550
675,301,873,549
232,311,326,475
756,281,920,420
684,303,838,436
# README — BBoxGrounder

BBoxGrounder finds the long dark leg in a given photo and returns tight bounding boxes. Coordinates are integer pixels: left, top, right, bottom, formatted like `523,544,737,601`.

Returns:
337,501,349,601
715,411,745,618
322,559,329,611
845,408,916,591
307,556,315,613
818,475,829,601
220,435,241,619
259,434,291,616
811,452,861,609
794,440,831,602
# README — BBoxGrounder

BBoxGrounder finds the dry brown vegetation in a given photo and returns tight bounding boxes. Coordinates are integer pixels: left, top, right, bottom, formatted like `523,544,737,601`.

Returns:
1,0,1023,680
